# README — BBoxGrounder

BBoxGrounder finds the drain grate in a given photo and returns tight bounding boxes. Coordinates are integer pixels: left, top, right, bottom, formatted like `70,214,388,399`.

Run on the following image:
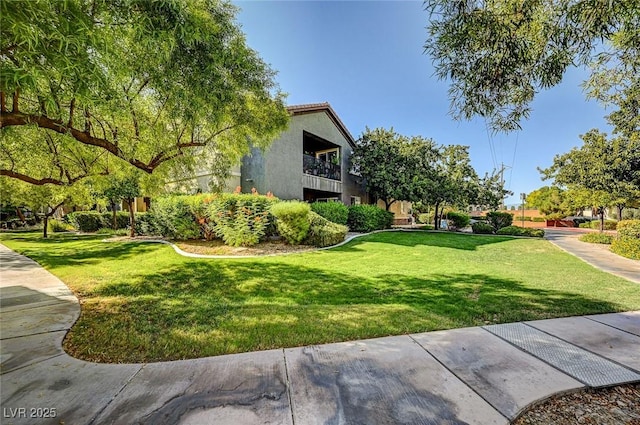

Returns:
484,323,640,387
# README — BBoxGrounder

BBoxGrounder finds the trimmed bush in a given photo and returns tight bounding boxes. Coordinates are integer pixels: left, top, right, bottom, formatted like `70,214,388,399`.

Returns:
581,220,618,230
150,196,202,240
496,226,545,237
48,219,73,233
207,193,276,247
611,238,640,260
101,211,130,229
616,219,640,239
611,219,640,260
486,211,513,231
417,213,433,225
304,211,348,247
66,211,105,232
347,205,393,232
532,217,546,222
270,201,311,245
446,212,470,230
135,212,158,236
579,233,614,244
310,201,349,225
471,222,494,234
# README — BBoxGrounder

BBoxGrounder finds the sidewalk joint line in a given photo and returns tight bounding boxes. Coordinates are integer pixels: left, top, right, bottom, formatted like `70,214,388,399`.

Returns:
87,364,146,425
282,349,297,425
407,333,511,422
0,353,65,376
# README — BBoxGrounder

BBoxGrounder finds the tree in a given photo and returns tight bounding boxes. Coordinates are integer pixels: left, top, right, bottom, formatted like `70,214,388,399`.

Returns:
98,174,141,238
526,186,576,219
1,178,90,238
424,1,639,132
416,144,478,229
540,130,640,230
351,128,420,210
0,0,289,187
475,171,512,211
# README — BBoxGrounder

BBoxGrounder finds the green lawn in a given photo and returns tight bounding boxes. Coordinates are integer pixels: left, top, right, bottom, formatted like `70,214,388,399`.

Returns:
2,231,639,363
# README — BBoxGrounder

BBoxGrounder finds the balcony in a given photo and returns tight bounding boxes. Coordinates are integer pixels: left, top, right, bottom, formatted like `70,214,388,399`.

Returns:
303,154,341,181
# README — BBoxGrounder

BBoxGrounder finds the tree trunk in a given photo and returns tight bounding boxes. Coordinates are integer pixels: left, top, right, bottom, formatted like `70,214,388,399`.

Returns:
384,199,395,211
15,207,26,222
111,201,117,230
599,208,605,233
42,216,48,238
434,202,440,230
617,205,624,222
126,198,136,238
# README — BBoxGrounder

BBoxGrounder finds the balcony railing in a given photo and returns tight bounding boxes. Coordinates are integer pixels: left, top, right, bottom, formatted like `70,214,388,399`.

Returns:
303,154,341,181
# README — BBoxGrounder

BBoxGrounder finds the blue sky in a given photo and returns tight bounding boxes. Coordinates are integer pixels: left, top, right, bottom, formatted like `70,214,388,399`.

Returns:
233,1,612,205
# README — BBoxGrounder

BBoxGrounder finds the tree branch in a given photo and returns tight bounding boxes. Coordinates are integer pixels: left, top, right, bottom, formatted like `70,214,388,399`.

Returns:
0,91,6,113
0,169,66,185
0,111,154,173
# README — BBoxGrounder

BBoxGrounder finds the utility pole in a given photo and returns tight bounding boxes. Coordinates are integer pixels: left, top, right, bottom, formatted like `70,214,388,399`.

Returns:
499,162,511,210
521,193,526,227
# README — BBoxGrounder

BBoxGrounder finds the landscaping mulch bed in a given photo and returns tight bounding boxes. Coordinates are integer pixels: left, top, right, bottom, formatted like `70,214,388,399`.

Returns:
514,384,640,425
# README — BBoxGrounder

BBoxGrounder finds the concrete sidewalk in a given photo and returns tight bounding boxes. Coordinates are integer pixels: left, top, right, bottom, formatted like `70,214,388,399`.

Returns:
1,243,639,425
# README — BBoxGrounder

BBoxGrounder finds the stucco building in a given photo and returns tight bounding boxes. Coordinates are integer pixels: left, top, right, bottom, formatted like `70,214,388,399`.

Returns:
240,103,368,205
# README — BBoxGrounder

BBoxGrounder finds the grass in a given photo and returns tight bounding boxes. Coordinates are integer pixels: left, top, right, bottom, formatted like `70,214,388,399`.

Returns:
2,231,639,363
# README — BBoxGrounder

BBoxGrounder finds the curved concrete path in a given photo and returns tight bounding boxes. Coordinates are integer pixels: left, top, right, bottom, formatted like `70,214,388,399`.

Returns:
1,241,639,425
544,228,640,283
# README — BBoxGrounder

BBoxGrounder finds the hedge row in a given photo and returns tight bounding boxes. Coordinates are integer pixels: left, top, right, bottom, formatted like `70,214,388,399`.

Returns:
66,211,130,232
578,220,618,230
611,219,640,260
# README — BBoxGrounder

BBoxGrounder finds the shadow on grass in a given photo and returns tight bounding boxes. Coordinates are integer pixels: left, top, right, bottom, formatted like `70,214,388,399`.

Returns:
336,231,517,252
72,259,626,362
1,234,161,268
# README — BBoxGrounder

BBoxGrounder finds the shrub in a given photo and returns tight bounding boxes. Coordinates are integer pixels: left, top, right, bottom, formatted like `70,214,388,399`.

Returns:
584,220,618,230
616,219,640,239
66,211,105,232
135,212,158,236
446,212,470,230
150,196,202,240
486,211,513,231
347,205,393,232
304,211,348,247
207,193,276,247
496,226,544,238
471,222,494,234
531,217,546,222
611,219,640,260
579,233,614,244
611,238,640,260
48,219,73,233
270,201,311,245
101,211,130,229
310,201,349,225
417,212,433,224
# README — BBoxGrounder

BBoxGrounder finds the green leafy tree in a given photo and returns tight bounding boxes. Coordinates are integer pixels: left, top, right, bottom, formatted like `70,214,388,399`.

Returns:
475,171,512,211
351,128,420,210
540,130,640,230
96,174,142,237
424,1,639,132
417,145,478,230
0,0,288,187
1,178,90,238
526,186,576,219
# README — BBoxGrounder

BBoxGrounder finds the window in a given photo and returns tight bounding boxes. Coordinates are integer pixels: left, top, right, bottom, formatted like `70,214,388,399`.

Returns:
350,196,361,205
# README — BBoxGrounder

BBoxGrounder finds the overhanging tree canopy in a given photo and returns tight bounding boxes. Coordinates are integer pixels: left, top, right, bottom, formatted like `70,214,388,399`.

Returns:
424,0,639,132
0,0,289,186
